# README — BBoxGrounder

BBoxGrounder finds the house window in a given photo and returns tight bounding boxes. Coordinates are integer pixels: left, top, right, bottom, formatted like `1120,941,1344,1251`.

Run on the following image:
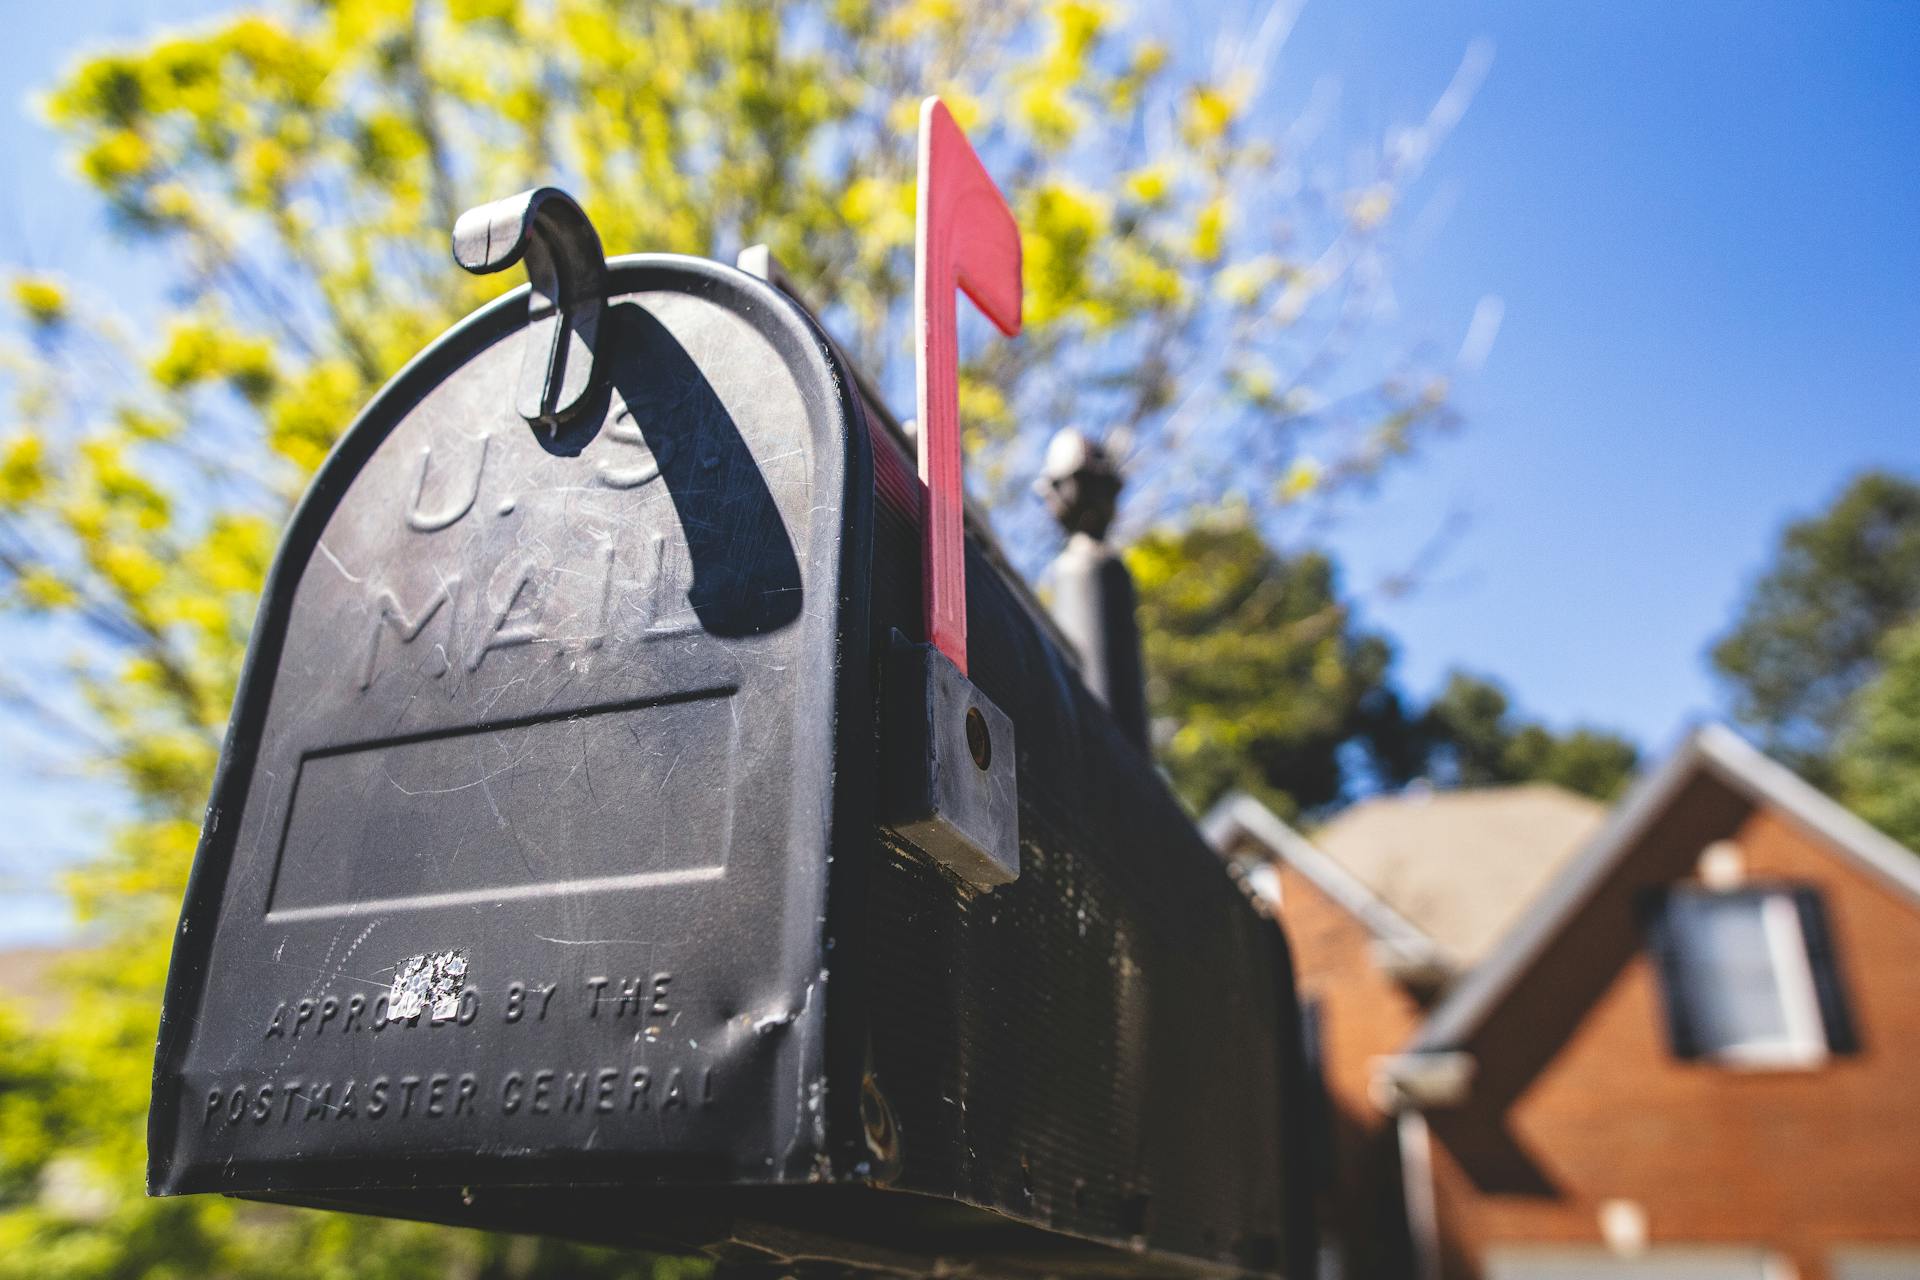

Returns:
1832,1248,1920,1280
1644,886,1857,1066
1485,1247,1783,1279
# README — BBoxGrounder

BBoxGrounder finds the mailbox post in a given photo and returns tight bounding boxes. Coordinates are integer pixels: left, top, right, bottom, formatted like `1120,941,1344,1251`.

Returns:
149,102,1317,1279
1038,428,1150,750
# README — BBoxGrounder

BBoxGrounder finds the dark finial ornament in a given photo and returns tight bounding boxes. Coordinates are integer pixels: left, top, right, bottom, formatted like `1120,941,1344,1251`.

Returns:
1036,427,1122,541
1038,428,1147,748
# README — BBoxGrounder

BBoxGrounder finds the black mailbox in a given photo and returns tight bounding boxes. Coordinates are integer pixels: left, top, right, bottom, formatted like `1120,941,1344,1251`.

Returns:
150,157,1315,1277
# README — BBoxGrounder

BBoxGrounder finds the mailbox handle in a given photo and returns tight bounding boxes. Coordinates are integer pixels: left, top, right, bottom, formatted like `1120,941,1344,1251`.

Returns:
914,98,1022,676
452,187,608,427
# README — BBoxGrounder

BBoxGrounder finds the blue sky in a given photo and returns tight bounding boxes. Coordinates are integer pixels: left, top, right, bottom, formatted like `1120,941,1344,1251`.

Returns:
1,1,1917,940
1286,0,1920,746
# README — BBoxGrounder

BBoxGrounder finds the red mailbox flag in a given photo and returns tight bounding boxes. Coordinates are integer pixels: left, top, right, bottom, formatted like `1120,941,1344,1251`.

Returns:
914,96,1023,676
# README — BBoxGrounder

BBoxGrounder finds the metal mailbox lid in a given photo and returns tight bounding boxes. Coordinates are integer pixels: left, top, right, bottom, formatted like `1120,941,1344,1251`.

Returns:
148,254,874,1198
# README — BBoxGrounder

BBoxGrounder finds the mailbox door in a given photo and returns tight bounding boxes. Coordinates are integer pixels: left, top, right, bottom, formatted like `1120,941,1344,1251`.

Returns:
149,257,873,1199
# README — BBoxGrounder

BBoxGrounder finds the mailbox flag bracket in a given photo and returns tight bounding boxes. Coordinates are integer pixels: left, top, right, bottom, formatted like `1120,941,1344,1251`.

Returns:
880,632,1019,888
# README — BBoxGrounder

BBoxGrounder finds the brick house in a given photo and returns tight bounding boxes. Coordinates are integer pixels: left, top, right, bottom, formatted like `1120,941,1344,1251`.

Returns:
1208,725,1920,1280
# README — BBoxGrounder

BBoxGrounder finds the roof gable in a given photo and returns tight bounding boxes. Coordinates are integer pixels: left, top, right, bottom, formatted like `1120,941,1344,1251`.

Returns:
1412,724,1920,1054
1310,784,1607,966
1203,793,1444,968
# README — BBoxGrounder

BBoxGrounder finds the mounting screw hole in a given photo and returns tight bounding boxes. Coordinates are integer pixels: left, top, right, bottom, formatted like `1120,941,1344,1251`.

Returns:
965,706,992,770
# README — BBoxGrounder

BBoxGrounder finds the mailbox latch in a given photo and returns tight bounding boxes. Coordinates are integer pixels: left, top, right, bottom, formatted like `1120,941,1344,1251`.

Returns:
452,186,608,427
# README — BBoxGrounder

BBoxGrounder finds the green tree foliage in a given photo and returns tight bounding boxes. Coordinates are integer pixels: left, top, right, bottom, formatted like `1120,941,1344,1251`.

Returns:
1129,511,1411,818
1835,619,1920,851
1419,670,1639,800
0,0,1482,1273
1712,471,1920,778
1129,519,1639,816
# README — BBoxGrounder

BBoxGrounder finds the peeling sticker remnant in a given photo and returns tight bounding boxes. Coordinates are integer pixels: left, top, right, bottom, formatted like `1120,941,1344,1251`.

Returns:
390,950,468,1022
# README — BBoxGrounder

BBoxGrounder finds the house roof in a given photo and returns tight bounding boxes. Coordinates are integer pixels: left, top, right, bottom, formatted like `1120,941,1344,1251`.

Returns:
1411,723,1920,1054
1203,793,1444,967
1305,783,1608,968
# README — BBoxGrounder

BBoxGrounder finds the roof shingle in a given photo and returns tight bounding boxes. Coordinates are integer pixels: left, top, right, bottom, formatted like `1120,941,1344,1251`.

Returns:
1308,783,1607,967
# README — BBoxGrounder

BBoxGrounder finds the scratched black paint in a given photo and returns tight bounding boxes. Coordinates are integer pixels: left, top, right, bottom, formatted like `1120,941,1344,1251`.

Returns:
148,251,1315,1278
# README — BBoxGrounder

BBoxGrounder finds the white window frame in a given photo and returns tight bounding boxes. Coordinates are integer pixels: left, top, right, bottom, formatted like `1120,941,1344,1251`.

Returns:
1831,1246,1920,1280
1663,887,1830,1070
1704,891,1828,1070
1483,1245,1789,1279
